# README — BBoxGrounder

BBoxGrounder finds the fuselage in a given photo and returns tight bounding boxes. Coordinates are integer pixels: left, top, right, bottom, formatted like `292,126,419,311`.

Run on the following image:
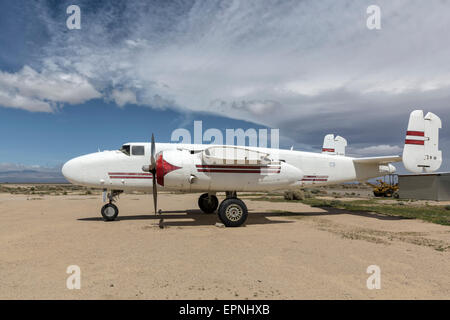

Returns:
62,142,387,192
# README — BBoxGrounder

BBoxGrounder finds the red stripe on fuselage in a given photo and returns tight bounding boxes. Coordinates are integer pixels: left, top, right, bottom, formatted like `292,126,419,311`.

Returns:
109,176,152,179
108,172,153,179
196,164,280,169
303,175,328,178
108,172,152,176
197,169,281,173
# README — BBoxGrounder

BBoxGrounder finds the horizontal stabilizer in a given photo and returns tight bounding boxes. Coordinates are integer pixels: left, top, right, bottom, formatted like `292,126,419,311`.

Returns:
353,155,402,165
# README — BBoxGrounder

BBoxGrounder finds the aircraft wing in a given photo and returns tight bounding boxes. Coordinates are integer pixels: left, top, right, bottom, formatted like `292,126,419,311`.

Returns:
352,155,402,165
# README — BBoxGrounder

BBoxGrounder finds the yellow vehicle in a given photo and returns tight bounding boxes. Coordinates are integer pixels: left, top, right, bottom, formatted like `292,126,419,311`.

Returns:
367,175,399,198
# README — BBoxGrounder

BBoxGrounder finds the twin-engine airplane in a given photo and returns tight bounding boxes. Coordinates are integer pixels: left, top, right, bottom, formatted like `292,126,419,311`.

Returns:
62,110,442,227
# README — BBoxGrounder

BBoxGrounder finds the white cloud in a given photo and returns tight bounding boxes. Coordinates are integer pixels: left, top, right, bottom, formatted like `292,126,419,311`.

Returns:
111,89,137,107
0,65,101,112
0,89,52,112
350,145,403,157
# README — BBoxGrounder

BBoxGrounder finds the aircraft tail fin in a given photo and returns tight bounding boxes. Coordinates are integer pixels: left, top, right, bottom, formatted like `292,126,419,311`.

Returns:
322,134,347,156
402,110,442,173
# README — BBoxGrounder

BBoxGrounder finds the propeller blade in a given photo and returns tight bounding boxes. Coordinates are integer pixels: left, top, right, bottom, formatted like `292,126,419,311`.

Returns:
152,171,157,215
150,133,156,170
150,133,158,215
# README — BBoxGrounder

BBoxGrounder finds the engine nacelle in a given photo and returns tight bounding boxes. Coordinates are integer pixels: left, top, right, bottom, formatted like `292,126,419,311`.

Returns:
154,150,192,189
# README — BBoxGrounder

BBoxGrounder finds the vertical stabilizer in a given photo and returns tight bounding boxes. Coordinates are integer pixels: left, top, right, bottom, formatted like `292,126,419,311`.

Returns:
402,110,442,173
322,134,347,156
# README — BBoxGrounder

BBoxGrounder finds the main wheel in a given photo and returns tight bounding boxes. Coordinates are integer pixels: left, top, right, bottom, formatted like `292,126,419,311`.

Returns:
198,193,219,214
101,203,119,221
218,198,248,227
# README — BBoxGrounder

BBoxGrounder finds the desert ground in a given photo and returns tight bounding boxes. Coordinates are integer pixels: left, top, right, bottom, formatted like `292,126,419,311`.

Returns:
0,190,449,299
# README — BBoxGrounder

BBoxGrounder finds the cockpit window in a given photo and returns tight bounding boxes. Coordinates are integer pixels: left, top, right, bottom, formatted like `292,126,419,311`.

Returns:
132,145,145,156
120,145,130,156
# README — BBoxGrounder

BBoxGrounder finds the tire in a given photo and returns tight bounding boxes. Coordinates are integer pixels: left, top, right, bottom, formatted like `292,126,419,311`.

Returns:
101,203,119,221
218,198,248,227
198,193,219,214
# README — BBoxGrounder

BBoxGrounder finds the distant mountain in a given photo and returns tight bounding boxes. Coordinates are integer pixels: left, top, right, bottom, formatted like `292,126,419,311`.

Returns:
0,169,67,183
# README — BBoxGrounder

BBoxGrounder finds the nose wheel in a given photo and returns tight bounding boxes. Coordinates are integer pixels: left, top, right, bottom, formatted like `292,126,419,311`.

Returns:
218,195,248,227
101,203,119,221
101,190,122,221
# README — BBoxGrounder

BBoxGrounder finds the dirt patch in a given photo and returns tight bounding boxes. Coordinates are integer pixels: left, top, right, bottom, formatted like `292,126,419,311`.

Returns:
304,217,450,251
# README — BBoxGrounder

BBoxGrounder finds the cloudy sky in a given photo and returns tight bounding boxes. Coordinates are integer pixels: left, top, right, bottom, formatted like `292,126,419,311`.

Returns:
0,0,449,180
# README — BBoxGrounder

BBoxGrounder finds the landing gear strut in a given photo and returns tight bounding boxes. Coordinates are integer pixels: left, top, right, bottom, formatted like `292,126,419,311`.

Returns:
218,191,248,227
198,193,219,214
101,190,122,221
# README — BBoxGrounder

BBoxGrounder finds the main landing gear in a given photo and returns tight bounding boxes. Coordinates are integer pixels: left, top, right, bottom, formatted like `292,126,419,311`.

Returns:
198,191,248,227
198,193,219,214
101,190,122,221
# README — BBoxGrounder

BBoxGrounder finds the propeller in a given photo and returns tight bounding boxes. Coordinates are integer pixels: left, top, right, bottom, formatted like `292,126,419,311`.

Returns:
151,134,157,215
142,133,158,215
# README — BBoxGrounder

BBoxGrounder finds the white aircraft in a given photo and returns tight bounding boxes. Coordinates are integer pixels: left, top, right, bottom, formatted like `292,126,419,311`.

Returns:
62,110,442,227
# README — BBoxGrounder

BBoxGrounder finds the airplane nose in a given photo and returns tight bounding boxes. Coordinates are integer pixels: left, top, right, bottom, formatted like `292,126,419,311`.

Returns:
62,158,83,184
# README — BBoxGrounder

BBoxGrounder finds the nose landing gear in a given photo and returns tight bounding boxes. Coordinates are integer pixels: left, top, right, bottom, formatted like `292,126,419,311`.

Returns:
101,190,122,221
101,203,119,221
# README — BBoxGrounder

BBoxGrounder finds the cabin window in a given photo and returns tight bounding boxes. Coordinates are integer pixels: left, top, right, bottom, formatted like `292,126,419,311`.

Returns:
132,145,145,156
120,145,130,156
